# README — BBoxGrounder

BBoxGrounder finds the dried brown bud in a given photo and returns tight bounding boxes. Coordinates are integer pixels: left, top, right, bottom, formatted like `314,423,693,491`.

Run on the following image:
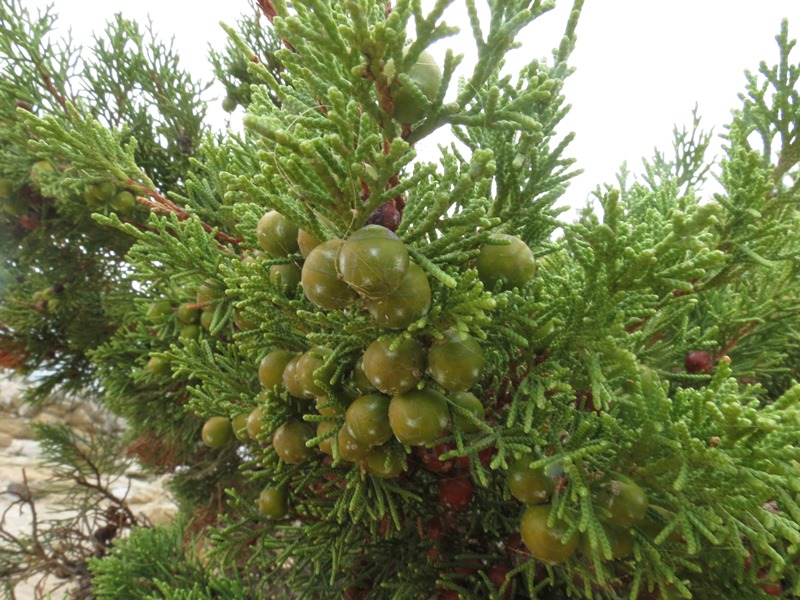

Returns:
18,213,39,231
366,201,401,231
685,350,713,374
93,523,118,544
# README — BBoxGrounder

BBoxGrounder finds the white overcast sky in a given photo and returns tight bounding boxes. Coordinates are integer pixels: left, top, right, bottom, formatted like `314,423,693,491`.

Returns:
23,1,800,213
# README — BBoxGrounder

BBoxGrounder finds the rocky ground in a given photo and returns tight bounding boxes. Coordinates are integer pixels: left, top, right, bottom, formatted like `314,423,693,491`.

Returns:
0,377,177,599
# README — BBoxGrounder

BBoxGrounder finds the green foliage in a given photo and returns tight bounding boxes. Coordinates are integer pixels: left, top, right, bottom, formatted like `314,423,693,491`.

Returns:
83,14,209,190
2,1,800,599
210,4,287,112
88,519,248,599
0,0,210,402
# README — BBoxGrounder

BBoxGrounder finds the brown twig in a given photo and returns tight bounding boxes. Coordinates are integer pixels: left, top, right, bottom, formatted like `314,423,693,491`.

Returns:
717,319,760,358
74,462,141,530
1,483,129,597
134,184,245,246
623,277,702,337
256,0,296,52
149,72,166,102
772,139,800,187
36,63,68,112
115,93,126,128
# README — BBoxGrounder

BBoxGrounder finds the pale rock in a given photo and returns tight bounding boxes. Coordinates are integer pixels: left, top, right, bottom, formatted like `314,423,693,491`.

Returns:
0,432,13,448
0,392,16,411
31,412,61,427
43,402,72,420
124,463,150,479
27,480,60,500
17,401,41,419
0,455,28,474
8,439,43,459
64,407,96,432
121,477,172,506
10,570,77,600
2,465,52,485
0,467,54,500
0,418,33,439
124,484,160,506
140,502,178,526
0,380,22,409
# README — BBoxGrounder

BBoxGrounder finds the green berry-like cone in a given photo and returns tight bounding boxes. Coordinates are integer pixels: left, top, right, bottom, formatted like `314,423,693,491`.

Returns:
345,394,392,447
257,211,300,257
302,239,358,310
362,337,425,395
365,262,431,329
520,504,579,565
258,487,289,520
337,225,409,298
273,420,314,464
202,416,233,449
476,234,536,291
388,388,449,446
390,50,442,124
428,329,485,392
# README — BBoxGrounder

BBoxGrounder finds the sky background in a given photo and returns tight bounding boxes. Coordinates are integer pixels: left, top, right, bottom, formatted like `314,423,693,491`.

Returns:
22,1,800,215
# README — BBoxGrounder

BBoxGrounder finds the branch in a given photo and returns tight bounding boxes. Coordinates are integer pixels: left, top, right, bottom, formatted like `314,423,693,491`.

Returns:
134,183,245,246
35,60,68,112
255,0,296,52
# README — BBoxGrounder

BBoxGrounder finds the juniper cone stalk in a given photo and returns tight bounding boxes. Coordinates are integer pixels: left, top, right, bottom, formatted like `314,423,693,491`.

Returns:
1,1,800,599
